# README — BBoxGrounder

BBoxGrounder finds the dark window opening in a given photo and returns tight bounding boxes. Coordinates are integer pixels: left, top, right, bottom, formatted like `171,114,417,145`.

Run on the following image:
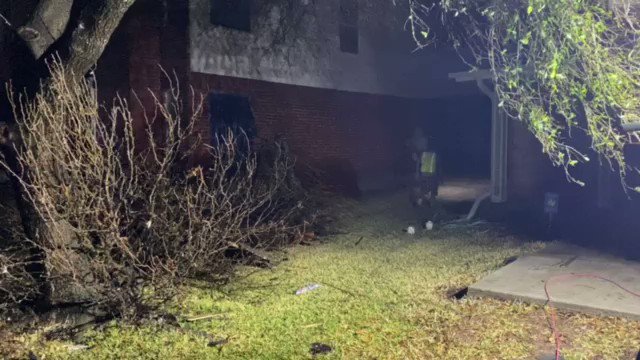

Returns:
339,25,359,54
339,0,358,54
208,93,257,151
210,0,251,32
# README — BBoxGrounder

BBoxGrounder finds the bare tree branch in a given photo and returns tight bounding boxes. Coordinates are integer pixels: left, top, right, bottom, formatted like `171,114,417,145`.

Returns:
17,0,74,59
0,12,11,27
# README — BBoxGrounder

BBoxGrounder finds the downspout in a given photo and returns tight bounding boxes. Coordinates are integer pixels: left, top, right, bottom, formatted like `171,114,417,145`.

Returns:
477,79,508,203
465,192,491,221
456,81,494,222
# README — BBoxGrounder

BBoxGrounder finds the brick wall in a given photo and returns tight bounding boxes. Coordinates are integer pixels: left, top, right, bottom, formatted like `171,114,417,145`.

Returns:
507,120,559,201
98,0,190,152
502,117,640,257
128,1,162,150
96,21,130,106
189,72,438,195
114,0,491,196
111,0,431,196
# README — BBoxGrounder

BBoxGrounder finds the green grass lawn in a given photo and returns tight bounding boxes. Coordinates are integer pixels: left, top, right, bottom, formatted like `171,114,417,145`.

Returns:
9,193,640,359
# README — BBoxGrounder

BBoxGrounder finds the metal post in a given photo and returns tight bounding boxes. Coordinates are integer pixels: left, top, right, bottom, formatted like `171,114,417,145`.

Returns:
477,79,508,203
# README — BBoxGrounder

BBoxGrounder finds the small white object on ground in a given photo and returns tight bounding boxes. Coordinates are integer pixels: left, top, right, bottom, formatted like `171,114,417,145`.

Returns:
407,226,416,235
67,344,90,352
425,221,434,231
296,283,322,295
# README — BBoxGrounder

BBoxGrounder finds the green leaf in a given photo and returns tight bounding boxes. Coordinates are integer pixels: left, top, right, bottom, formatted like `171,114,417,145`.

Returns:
527,5,534,15
421,31,429,38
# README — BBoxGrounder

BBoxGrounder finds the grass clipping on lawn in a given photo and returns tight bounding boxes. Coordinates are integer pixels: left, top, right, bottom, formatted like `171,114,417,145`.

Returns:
11,194,640,359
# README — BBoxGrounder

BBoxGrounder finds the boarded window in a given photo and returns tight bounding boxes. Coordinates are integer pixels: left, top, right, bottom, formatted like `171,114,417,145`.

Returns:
339,0,358,54
210,0,251,32
208,93,257,141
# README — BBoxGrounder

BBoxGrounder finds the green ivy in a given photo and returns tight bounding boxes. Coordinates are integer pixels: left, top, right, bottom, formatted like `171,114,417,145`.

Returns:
411,0,640,188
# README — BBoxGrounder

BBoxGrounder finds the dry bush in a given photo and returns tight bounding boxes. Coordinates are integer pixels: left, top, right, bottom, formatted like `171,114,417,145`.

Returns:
146,133,303,280
0,61,304,317
0,246,39,311
0,178,40,312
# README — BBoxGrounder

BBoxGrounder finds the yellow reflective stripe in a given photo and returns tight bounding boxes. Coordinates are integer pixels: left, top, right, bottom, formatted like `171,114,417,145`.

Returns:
420,152,436,174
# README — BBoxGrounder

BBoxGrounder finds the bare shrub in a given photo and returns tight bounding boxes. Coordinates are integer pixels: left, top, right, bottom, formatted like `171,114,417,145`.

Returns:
0,178,40,312
0,61,304,317
146,133,303,280
0,246,39,311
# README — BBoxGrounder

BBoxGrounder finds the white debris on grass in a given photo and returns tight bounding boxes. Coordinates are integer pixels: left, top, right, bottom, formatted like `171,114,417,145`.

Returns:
296,283,322,295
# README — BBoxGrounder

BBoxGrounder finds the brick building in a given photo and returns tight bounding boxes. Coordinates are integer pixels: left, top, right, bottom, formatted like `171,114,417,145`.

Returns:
96,0,497,194
0,0,610,205
3,0,640,255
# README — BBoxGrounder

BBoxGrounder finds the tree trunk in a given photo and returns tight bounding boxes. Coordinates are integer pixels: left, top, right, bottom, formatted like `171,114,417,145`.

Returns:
56,0,137,78
1,0,138,307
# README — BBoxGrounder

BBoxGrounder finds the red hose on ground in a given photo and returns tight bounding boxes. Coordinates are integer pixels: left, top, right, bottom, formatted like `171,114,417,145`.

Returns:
544,273,640,360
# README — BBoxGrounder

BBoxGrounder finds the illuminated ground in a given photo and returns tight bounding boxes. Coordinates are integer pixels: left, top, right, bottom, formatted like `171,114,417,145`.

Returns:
470,242,640,320
438,178,491,202
5,191,640,359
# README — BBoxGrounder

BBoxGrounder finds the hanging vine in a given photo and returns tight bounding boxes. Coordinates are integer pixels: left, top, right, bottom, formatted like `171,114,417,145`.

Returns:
410,0,640,189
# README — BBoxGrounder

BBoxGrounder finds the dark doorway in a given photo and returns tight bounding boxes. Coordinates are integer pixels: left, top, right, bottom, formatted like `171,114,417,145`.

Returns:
430,95,492,180
419,95,493,216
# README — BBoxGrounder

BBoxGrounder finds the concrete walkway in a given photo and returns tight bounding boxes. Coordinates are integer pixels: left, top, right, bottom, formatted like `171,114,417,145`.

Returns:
469,243,640,320
438,178,491,202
